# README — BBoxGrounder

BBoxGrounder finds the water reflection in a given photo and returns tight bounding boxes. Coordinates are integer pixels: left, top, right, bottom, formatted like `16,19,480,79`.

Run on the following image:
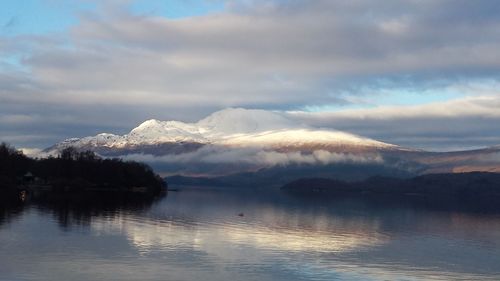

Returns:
32,192,165,229
0,199,24,228
0,192,165,234
1,188,500,281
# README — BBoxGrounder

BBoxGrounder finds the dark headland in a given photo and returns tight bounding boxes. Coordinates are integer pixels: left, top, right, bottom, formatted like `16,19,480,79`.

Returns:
281,173,500,202
279,173,500,213
0,143,166,203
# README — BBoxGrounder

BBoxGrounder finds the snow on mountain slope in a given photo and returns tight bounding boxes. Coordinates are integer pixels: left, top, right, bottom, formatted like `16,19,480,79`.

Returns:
128,119,207,143
46,108,400,154
221,129,398,150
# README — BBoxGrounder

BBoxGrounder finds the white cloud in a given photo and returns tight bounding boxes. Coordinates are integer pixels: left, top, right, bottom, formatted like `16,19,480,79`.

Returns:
289,95,500,120
20,147,44,157
119,145,383,168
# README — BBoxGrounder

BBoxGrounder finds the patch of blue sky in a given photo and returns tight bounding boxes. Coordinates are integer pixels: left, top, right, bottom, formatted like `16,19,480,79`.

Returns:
129,0,225,18
0,0,223,70
0,1,223,35
0,0,95,36
0,54,28,72
304,86,465,113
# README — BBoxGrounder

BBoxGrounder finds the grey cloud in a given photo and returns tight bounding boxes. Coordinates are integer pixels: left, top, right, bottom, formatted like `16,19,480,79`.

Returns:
22,0,500,104
2,0,500,149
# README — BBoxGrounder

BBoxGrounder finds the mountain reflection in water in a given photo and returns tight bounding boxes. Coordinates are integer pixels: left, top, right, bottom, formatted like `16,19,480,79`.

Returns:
1,187,500,281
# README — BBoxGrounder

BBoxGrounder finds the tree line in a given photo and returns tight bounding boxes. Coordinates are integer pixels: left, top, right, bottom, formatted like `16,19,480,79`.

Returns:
0,143,165,194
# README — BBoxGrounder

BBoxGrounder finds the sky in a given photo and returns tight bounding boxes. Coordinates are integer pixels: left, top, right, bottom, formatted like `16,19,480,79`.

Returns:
1,0,500,151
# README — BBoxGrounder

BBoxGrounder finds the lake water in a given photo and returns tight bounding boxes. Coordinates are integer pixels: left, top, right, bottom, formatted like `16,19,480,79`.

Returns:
1,186,500,281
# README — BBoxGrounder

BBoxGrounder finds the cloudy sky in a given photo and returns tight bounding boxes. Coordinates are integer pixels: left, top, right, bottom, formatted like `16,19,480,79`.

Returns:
1,0,500,151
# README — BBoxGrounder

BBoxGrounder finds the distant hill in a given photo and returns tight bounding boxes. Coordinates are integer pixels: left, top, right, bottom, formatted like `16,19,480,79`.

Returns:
167,161,418,187
281,172,500,200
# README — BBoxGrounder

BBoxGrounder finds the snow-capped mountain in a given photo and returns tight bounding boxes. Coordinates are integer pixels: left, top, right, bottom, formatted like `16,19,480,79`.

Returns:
46,108,401,156
44,108,500,177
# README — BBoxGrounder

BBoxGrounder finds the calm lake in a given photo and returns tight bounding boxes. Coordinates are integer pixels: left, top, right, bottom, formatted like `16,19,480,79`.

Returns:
1,186,500,281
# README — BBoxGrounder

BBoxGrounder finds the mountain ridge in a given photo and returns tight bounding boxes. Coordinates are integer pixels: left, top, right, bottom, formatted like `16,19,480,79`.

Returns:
45,108,403,155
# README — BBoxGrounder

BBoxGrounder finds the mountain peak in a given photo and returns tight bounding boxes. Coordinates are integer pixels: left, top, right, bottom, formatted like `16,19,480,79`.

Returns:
131,119,163,132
